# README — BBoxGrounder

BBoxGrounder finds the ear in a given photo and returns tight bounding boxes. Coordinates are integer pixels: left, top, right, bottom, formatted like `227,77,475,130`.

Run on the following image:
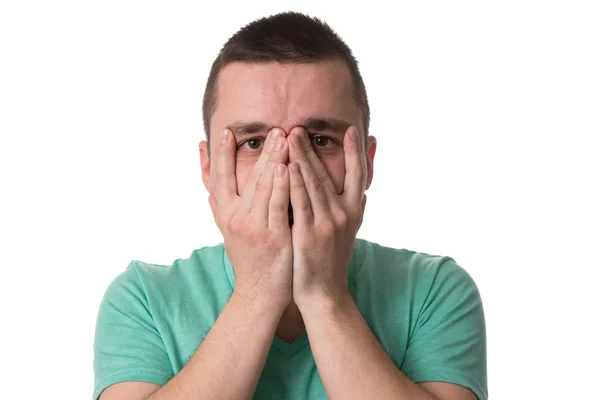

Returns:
365,135,377,190
199,140,212,195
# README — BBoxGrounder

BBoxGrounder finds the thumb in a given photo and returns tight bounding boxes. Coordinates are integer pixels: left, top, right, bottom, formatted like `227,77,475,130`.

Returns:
208,194,219,225
358,194,367,229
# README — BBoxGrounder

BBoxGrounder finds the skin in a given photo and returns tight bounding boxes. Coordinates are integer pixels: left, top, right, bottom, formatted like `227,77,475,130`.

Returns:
202,59,375,198
99,58,477,400
198,59,475,399
199,59,377,342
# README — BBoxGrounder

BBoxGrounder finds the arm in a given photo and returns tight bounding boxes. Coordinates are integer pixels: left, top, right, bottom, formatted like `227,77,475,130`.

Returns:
286,125,483,399
298,293,476,400
100,292,284,400
97,128,294,400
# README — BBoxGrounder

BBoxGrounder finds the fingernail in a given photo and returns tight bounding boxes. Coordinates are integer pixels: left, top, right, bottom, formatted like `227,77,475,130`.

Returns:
274,137,285,151
220,129,229,144
348,126,357,141
270,129,282,139
276,164,285,177
290,163,299,174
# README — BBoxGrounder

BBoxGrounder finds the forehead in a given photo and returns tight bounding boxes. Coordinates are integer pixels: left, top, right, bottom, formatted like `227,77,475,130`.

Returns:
210,59,360,139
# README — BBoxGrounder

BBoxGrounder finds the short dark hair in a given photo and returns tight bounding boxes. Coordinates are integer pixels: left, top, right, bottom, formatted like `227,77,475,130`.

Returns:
202,11,370,151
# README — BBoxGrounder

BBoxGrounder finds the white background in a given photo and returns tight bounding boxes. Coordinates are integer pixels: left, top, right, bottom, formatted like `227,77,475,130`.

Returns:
1,1,598,399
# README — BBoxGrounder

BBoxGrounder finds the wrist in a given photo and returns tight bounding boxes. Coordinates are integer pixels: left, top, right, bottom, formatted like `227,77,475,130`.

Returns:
295,288,354,317
231,289,288,319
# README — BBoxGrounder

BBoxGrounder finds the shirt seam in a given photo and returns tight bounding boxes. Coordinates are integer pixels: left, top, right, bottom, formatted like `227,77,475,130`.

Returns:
409,368,487,400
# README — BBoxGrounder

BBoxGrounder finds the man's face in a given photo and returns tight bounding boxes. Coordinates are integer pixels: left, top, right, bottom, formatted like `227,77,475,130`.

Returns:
200,59,376,203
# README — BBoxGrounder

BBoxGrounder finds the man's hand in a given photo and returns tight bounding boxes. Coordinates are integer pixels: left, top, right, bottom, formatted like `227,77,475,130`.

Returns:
287,125,367,306
209,128,293,309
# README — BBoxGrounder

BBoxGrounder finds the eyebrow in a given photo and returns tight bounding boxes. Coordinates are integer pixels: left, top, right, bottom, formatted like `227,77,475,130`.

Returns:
225,117,350,137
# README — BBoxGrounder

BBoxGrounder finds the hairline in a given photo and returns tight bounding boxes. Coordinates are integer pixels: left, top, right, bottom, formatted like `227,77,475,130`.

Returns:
205,59,368,154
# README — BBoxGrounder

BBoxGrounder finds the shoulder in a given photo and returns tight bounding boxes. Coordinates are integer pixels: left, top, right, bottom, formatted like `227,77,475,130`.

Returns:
353,238,482,308
354,238,474,283
353,240,487,398
124,243,227,286
103,243,230,307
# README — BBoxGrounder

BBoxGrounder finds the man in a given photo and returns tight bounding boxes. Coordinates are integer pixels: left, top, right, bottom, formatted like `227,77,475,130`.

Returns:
94,11,487,400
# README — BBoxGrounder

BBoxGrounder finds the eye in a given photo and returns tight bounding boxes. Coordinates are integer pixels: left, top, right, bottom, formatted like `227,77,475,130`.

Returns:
239,138,264,151
310,135,334,148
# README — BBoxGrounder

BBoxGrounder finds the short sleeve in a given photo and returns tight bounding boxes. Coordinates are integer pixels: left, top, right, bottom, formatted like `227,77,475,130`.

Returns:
93,262,174,400
402,258,488,400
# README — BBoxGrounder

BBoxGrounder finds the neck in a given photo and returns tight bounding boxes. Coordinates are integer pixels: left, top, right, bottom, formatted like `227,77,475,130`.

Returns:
275,301,306,343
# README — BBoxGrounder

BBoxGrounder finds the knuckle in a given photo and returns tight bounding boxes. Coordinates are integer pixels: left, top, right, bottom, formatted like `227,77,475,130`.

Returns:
298,135,311,153
270,200,286,214
247,229,260,243
268,144,282,158
299,145,310,156
298,199,312,214
263,233,278,250
265,158,278,171
241,221,259,242
316,168,330,183
354,166,365,180
273,174,286,188
291,175,305,188
308,176,322,191
335,211,348,228
292,144,309,160
254,176,269,193
299,149,310,161
214,170,226,184
227,215,243,233
319,220,335,236
245,173,257,189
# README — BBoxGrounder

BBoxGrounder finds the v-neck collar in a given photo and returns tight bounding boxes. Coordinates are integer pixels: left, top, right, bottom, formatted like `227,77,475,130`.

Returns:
270,332,310,356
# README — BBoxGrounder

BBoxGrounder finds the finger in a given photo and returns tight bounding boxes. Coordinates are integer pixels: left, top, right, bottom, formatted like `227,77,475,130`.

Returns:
358,193,367,230
268,163,291,232
250,135,289,223
208,193,219,225
242,128,285,210
289,162,313,226
288,126,334,217
342,126,366,206
213,129,238,204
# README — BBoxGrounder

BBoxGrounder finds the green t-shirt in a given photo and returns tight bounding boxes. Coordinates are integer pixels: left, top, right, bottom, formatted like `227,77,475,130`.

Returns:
93,238,487,400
